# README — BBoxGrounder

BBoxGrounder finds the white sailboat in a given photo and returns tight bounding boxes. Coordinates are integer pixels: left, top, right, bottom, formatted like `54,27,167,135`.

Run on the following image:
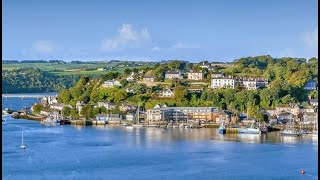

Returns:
132,104,144,128
311,114,318,138
280,114,301,137
20,131,26,149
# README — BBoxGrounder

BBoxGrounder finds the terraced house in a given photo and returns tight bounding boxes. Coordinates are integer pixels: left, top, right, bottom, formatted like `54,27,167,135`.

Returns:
146,105,220,124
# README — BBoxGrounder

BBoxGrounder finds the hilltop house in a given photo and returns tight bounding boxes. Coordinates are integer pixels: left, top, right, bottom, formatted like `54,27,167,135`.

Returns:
211,76,235,89
211,72,224,78
159,89,174,98
126,72,135,82
165,71,183,79
143,75,155,82
187,71,204,81
102,79,121,88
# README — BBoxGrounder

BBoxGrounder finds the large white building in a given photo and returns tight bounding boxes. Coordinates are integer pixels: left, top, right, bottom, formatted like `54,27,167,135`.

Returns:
211,76,268,90
102,79,121,88
165,71,183,79
211,76,235,89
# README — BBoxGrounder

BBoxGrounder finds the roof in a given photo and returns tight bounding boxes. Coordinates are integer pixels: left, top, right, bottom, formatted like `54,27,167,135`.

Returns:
310,99,318,103
166,71,180,74
144,75,155,78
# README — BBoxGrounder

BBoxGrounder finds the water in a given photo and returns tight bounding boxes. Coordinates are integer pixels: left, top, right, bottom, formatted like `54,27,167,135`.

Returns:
2,95,318,179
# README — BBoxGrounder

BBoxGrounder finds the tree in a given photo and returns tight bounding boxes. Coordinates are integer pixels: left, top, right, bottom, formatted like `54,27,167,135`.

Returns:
32,103,44,114
190,94,199,107
124,68,132,75
114,90,127,102
93,107,101,116
100,106,107,113
62,106,72,117
174,85,188,102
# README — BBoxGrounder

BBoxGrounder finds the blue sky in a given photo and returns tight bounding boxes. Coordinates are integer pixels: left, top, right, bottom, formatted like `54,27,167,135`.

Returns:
2,0,318,62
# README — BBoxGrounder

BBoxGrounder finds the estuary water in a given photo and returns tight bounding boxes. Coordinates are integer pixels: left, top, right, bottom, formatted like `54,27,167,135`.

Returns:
2,96,318,180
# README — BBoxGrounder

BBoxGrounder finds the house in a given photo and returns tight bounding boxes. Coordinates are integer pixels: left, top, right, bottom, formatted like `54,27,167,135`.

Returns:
309,99,318,107
95,114,122,123
187,71,204,81
143,75,155,82
97,100,116,110
304,80,318,90
198,61,211,69
40,110,50,116
215,111,230,124
102,79,121,88
126,113,135,121
276,112,293,123
211,76,235,89
165,71,183,79
302,112,317,124
119,103,137,112
146,106,219,124
211,72,224,78
300,106,316,113
50,103,73,111
41,96,58,107
97,68,106,71
76,101,86,115
126,88,134,93
126,72,135,82
159,89,174,97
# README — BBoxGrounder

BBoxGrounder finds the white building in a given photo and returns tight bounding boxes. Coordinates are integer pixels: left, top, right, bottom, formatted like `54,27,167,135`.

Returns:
159,89,174,97
143,75,155,82
102,79,121,88
126,72,135,82
211,77,235,89
97,100,117,110
165,71,183,79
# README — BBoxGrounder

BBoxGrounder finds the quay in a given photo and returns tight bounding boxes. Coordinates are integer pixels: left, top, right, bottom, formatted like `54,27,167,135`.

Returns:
2,94,49,100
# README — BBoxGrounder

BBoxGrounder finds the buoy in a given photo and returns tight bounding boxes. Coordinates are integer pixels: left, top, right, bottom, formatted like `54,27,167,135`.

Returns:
300,169,305,175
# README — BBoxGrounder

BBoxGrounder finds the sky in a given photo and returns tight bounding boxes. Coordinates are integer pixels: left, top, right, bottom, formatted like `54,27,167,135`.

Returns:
2,0,318,62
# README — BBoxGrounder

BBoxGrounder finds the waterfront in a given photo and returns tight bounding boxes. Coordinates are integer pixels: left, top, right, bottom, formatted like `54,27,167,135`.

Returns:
2,96,319,179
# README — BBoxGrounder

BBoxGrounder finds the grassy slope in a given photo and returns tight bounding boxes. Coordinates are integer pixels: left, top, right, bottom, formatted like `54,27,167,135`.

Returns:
2,62,154,76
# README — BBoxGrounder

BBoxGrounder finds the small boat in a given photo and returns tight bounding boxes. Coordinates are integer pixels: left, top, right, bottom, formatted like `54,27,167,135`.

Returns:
179,124,185,128
125,126,134,129
280,130,301,136
184,126,190,129
238,123,260,134
280,115,301,136
219,122,226,134
259,124,268,134
20,131,26,149
2,108,12,115
132,124,144,128
172,125,178,128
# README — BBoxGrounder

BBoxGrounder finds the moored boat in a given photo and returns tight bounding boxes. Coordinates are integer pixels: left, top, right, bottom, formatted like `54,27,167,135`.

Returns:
219,122,226,134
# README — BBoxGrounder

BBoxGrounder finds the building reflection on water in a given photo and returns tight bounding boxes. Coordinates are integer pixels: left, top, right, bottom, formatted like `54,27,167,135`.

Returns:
91,126,317,146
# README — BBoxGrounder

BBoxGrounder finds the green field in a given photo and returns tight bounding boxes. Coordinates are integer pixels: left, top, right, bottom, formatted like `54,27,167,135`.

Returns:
2,62,154,76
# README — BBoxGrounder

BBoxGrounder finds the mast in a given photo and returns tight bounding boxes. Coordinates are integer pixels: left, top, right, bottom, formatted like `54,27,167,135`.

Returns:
136,104,140,124
21,131,24,145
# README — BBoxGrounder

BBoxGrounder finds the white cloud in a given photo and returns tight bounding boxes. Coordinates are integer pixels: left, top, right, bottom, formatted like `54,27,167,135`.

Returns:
31,40,60,53
101,24,151,52
153,42,201,52
302,27,318,48
172,42,186,49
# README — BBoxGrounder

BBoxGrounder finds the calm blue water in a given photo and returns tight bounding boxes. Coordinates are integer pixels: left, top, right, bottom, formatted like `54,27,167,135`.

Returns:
2,96,318,180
